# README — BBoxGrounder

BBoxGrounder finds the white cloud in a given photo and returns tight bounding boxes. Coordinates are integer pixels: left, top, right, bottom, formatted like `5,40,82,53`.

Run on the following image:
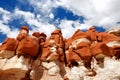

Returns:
58,19,91,38
14,8,56,37
0,7,11,23
49,13,54,19
0,21,19,38
1,0,120,41
28,0,61,15
0,8,19,39
59,0,120,30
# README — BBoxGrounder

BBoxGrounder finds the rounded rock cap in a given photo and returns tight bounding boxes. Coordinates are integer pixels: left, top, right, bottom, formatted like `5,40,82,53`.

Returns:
21,26,29,33
40,32,47,38
32,32,41,38
51,29,61,35
89,26,95,30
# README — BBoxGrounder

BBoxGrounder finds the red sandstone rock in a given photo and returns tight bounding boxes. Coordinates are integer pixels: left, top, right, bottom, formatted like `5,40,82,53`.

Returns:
39,32,47,46
66,42,92,68
17,26,29,41
65,29,90,50
65,29,92,67
91,42,112,58
75,42,92,60
0,26,120,80
32,32,41,38
16,35,39,57
85,26,98,42
97,32,120,43
40,29,65,62
0,38,18,51
96,32,120,59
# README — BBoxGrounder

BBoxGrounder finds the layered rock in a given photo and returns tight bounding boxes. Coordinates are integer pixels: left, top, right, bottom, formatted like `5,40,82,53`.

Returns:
0,26,34,80
0,38,18,58
17,26,29,41
107,28,120,37
0,55,30,80
16,36,39,57
64,27,120,80
38,29,66,80
29,32,46,80
65,29,92,68
40,29,65,62
0,26,120,80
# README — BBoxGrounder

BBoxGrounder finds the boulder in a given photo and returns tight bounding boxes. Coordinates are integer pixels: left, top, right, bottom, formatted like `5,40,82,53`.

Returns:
85,26,98,42
16,36,39,57
0,38,18,58
38,29,66,80
107,28,120,37
0,55,31,80
65,29,90,50
29,32,47,80
65,29,92,68
17,26,29,41
91,42,112,56
66,42,92,68
97,32,120,43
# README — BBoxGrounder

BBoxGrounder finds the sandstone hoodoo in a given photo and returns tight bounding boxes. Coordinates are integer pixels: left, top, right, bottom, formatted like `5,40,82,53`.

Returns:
0,26,120,80
40,29,65,62
16,32,40,57
17,26,29,41
65,29,92,68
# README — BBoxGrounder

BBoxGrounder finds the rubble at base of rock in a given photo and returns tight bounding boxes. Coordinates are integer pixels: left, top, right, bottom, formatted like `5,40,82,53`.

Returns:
0,26,120,80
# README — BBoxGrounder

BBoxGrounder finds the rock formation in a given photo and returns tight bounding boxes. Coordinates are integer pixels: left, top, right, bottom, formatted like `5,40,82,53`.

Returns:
0,38,18,58
38,29,66,80
107,28,120,37
40,29,65,62
17,26,29,41
65,29,92,68
16,33,39,57
0,26,120,80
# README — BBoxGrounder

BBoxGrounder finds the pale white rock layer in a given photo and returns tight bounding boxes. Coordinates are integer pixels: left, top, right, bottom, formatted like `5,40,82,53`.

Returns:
0,55,31,80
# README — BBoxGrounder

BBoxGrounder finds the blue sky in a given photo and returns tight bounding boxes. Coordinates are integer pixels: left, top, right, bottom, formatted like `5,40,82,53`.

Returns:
0,0,120,43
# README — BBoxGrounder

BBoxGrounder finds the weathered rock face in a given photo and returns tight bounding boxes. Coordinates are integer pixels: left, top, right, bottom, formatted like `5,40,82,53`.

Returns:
40,29,65,62
107,28,120,37
37,29,66,80
106,29,120,59
64,27,120,79
0,26,120,80
97,32,120,43
85,26,98,42
17,26,29,41
65,29,92,68
65,29,90,50
0,38,18,51
0,38,18,58
0,55,31,80
91,42,112,58
16,36,39,57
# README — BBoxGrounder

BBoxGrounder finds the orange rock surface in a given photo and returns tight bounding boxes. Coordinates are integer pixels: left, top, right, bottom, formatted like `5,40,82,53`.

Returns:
17,35,39,57
40,29,65,61
17,26,29,41
97,32,120,43
85,26,98,42
65,29,90,50
0,38,18,51
91,42,112,58
16,26,39,57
